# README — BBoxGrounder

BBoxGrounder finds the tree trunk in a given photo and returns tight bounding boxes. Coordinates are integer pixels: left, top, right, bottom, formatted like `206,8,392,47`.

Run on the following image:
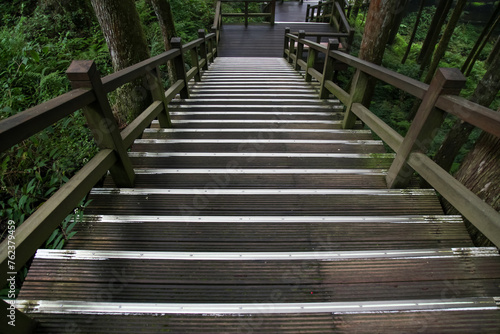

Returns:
90,0,151,124
461,4,500,76
445,131,500,247
423,0,466,84
486,36,500,66
350,0,363,21
387,0,409,45
402,0,426,64
148,0,177,82
357,0,400,107
417,0,453,68
148,0,177,51
434,39,500,173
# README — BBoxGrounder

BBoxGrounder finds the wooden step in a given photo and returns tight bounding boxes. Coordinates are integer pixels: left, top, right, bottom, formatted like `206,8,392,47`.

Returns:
85,188,443,216
67,214,473,251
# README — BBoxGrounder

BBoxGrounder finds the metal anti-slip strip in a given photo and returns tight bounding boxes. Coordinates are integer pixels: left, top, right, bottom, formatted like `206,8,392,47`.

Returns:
133,139,383,145
168,111,336,116
89,188,433,196
133,168,387,174
170,120,342,124
127,152,395,158
15,298,499,315
33,248,499,261
144,128,369,133
81,215,464,224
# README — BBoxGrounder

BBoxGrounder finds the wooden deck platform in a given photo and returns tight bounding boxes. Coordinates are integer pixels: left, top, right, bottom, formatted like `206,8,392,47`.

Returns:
17,58,500,333
218,1,337,57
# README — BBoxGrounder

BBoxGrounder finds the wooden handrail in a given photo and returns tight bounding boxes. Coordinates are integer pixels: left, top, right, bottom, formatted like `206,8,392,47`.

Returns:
0,31,218,306
284,31,500,248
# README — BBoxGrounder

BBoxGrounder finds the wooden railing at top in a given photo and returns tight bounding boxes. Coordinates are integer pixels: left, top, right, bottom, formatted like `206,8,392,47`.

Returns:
0,31,217,332
213,0,276,31
305,0,354,53
285,32,500,249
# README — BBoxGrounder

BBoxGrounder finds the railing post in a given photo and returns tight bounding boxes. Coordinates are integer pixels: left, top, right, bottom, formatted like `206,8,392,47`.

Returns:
294,30,306,70
190,46,202,82
386,68,466,189
198,29,209,71
317,1,323,22
210,27,218,62
306,4,311,22
147,66,172,128
342,68,370,129
66,60,135,187
244,1,249,27
284,27,291,60
270,0,276,26
171,37,190,99
1,300,38,334
319,38,339,98
288,35,296,65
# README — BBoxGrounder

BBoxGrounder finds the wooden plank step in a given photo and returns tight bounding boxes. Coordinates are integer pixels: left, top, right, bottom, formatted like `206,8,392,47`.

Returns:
164,120,359,129
129,139,386,154
169,99,339,106
142,128,375,140
85,188,443,216
167,111,341,120
26,309,500,334
66,214,473,251
18,248,500,298
127,152,394,169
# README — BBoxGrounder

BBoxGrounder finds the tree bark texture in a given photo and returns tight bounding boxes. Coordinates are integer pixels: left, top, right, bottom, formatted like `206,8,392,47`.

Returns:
386,0,409,45
90,0,151,124
423,0,466,84
461,3,500,76
417,0,453,68
402,0,425,64
434,41,500,173
445,131,500,247
357,0,400,107
148,0,177,51
148,0,177,82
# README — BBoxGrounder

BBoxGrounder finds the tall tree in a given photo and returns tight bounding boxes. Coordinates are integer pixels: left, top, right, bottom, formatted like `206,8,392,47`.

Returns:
434,38,500,173
386,0,409,45
90,0,151,124
350,0,363,21
423,0,466,83
402,0,426,64
461,3,500,76
446,129,500,247
417,0,453,70
148,0,177,52
148,0,177,81
357,0,400,106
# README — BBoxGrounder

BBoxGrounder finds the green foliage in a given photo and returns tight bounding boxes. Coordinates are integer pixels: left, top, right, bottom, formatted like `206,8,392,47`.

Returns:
399,6,437,42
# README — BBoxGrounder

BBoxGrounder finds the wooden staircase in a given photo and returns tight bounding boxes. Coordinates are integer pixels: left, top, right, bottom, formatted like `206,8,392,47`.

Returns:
16,58,500,333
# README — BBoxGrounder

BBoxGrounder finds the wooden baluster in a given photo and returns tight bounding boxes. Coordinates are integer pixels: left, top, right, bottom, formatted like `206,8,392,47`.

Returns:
284,27,291,60
66,60,135,187
386,68,466,189
147,66,172,128
288,35,296,65
320,38,339,98
317,1,323,22
270,0,276,26
190,46,202,82
306,4,311,22
171,37,190,99
210,27,218,62
342,68,370,129
198,29,209,71
245,1,249,27
294,30,306,70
